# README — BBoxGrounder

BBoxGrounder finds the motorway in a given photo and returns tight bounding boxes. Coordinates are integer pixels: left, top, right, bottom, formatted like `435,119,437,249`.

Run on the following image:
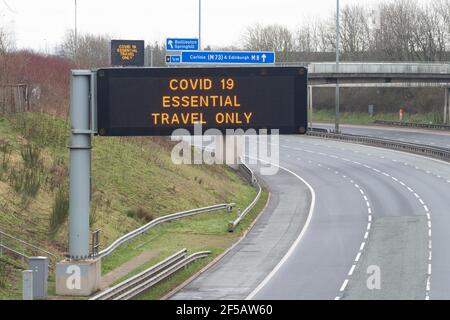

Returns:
171,127,450,300
316,122,450,149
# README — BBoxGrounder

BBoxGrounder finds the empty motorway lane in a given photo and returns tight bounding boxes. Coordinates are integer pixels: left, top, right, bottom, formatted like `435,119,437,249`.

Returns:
315,123,450,149
171,135,450,300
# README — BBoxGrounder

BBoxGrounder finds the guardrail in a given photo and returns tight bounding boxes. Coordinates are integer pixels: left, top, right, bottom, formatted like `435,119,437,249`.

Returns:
373,120,450,130
307,130,450,162
189,143,264,232
96,204,234,259
90,249,210,300
228,160,262,232
0,230,59,266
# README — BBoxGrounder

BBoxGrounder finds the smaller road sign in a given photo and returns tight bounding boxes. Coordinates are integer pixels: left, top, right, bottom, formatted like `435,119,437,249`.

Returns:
166,38,199,51
166,55,181,64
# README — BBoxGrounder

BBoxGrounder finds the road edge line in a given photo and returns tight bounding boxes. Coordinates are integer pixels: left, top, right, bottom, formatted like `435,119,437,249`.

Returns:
245,157,316,300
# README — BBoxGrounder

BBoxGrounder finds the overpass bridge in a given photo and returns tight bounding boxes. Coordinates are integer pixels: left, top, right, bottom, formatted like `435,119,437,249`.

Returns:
292,62,450,84
284,62,450,125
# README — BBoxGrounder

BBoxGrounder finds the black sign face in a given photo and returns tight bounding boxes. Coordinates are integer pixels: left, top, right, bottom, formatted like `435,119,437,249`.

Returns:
96,67,308,136
111,40,145,66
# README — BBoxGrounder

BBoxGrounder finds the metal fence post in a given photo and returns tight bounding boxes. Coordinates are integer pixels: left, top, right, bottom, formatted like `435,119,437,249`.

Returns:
308,85,313,130
69,70,92,260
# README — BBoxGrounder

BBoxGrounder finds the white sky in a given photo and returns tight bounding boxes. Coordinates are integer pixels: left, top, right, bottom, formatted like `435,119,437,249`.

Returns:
0,0,433,52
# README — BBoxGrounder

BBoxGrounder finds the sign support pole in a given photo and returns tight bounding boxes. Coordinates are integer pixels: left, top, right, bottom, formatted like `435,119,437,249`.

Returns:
56,70,100,297
69,70,92,260
444,88,448,125
198,0,202,50
448,87,450,124
308,85,313,130
335,0,340,133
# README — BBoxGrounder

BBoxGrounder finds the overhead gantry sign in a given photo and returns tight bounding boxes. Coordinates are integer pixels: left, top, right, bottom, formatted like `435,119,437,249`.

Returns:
96,67,308,136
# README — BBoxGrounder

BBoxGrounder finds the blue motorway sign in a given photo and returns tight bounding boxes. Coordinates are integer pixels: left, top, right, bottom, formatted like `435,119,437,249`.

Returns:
165,55,181,64
181,51,275,64
166,38,199,51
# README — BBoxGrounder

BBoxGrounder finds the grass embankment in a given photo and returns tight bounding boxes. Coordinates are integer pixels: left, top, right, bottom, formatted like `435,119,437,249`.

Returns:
0,112,260,299
312,110,442,125
111,191,269,300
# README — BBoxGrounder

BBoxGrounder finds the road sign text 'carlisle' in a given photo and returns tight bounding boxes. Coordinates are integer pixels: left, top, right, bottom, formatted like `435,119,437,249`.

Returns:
181,51,275,64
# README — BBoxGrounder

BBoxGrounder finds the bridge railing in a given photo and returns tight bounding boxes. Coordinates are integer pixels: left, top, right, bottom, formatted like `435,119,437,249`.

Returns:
276,62,450,74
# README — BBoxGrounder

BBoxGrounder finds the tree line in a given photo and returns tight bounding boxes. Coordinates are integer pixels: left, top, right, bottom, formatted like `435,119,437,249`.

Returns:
243,0,450,62
2,0,450,116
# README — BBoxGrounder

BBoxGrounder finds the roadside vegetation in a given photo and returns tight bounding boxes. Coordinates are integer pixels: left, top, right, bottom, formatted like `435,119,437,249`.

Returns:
0,112,259,299
106,191,269,300
312,110,444,125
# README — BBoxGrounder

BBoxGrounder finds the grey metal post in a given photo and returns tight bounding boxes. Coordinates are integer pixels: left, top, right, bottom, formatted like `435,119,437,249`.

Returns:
69,71,92,260
448,88,450,124
150,48,153,67
198,0,202,50
74,0,77,55
308,85,313,130
22,270,33,300
335,0,340,133
444,88,448,124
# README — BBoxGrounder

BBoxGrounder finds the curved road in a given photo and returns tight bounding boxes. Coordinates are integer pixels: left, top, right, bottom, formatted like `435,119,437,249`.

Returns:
172,129,450,300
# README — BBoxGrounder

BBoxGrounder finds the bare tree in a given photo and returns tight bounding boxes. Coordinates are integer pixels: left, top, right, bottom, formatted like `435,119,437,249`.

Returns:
339,4,373,59
0,24,14,83
410,3,446,61
59,30,111,67
146,41,167,67
375,0,417,61
296,19,323,52
242,24,294,61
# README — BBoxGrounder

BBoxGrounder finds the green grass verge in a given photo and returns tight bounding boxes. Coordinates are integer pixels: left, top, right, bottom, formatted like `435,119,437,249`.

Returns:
129,191,269,300
312,110,443,125
0,111,257,299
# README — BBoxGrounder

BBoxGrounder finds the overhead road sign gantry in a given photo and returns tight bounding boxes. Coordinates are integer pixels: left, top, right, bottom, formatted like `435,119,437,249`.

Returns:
166,38,199,51
96,66,307,136
181,51,275,64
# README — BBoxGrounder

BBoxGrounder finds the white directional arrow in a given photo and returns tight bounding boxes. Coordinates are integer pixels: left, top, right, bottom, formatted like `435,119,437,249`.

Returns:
261,54,267,62
168,40,174,49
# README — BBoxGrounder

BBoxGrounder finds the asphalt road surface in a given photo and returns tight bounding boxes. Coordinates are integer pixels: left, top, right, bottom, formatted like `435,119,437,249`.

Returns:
172,132,450,300
315,123,450,149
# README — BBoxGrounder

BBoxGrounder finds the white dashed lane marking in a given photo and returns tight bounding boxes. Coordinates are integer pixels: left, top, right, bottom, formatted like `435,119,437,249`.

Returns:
279,142,434,300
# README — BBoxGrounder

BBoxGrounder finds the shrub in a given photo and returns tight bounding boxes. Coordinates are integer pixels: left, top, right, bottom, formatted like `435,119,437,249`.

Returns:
20,143,42,169
126,207,154,223
0,140,11,180
47,157,68,192
0,260,11,288
49,187,69,238
8,165,42,198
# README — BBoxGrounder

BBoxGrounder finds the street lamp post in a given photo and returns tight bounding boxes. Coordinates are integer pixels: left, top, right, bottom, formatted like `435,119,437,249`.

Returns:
74,0,78,54
198,0,202,50
335,0,340,133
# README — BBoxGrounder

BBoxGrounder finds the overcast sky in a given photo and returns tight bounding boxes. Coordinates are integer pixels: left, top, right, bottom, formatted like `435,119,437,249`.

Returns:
0,0,433,52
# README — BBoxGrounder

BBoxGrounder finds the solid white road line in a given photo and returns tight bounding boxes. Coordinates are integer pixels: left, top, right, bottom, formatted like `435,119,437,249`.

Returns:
245,157,316,300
